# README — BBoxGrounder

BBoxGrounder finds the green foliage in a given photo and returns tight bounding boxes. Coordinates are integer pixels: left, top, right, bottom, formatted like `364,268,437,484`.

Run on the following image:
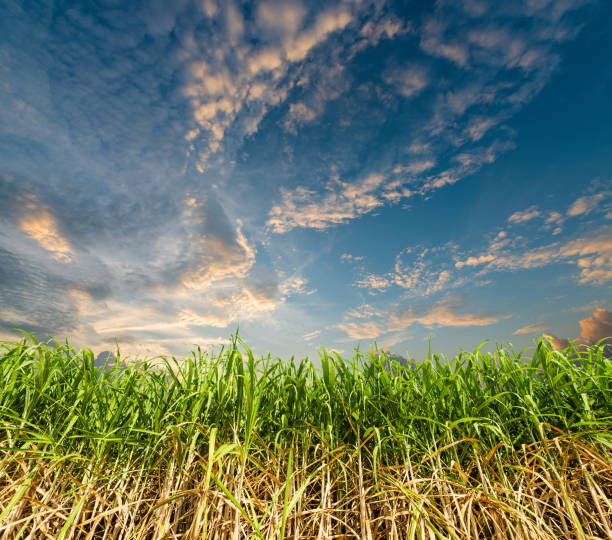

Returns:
0,332,610,472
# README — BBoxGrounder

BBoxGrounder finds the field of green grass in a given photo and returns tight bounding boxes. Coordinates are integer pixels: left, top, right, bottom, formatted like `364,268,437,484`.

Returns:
0,333,610,539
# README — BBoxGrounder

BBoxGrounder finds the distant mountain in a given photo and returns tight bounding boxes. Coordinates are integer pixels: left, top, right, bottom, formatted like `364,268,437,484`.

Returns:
95,350,117,368
372,349,417,375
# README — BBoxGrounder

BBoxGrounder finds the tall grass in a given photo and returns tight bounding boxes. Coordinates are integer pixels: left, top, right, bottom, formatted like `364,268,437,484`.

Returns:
0,332,610,538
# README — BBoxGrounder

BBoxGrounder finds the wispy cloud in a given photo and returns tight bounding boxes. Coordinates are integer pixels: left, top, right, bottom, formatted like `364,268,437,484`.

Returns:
513,323,549,335
353,246,460,297
388,296,507,332
340,253,364,263
455,202,612,284
508,205,541,224
338,295,507,341
383,64,429,98
267,173,388,233
302,329,321,341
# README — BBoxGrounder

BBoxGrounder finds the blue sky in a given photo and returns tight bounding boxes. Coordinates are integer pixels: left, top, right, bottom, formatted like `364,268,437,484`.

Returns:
1,0,611,363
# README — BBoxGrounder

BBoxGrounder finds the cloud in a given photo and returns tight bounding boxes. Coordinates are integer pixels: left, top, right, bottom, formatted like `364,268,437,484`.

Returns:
269,139,508,235
337,320,384,340
337,295,506,341
559,229,612,284
579,307,612,344
543,307,612,357
180,196,256,289
278,275,312,296
182,3,363,170
341,253,364,263
542,333,572,351
508,205,541,224
257,1,306,37
392,160,436,175
284,6,352,62
544,210,565,233
383,64,429,98
359,13,410,47
178,284,277,328
513,322,549,335
455,254,496,269
465,116,498,141
17,194,74,263
344,303,378,319
454,216,612,284
354,246,459,297
355,274,392,291
567,192,608,217
302,329,321,341
388,296,505,331
267,173,389,233
0,0,601,360
284,60,350,133
420,18,469,67
0,248,86,339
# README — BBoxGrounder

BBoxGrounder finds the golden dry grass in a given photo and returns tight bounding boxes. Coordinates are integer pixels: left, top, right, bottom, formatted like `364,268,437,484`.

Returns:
1,432,611,539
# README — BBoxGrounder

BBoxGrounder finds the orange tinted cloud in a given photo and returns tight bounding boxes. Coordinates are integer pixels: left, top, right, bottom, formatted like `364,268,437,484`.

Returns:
543,307,612,353
579,307,612,345
18,196,73,262
454,227,612,285
542,333,572,351
389,296,504,330
513,322,548,335
567,192,608,217
507,205,541,224
337,320,383,339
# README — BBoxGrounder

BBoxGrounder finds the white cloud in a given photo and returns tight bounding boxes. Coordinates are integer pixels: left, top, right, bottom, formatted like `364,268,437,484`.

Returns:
202,0,218,19
455,254,496,269
465,115,498,141
225,2,244,45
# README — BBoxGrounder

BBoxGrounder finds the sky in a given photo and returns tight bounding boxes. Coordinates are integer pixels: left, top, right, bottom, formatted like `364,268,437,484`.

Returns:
1,0,611,364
